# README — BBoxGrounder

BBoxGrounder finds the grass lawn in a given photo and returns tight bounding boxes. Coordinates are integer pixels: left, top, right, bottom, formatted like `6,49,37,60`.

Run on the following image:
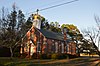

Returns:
0,57,55,66
0,57,100,66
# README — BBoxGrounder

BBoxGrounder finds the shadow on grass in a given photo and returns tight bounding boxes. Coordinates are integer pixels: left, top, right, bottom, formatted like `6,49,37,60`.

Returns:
95,62,100,66
0,64,4,66
0,57,100,66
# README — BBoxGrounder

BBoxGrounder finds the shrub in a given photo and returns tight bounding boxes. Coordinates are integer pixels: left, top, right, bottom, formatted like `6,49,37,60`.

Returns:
65,54,69,59
47,54,51,59
58,54,64,59
32,53,70,59
40,54,47,59
0,64,4,66
13,52,20,57
51,53,58,59
32,53,37,59
39,54,51,59
20,53,27,58
0,47,10,57
39,54,42,59
58,54,69,59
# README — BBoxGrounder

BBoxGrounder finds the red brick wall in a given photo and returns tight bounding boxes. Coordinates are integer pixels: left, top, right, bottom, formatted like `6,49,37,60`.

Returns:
21,27,77,57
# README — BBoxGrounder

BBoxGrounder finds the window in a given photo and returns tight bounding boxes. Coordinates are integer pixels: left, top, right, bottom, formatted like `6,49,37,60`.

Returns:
37,41,41,52
43,41,47,53
52,42,55,53
61,43,64,53
55,42,58,53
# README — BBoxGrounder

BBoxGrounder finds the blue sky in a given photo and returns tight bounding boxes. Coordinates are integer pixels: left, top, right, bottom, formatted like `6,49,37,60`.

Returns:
0,0,100,50
0,0,100,29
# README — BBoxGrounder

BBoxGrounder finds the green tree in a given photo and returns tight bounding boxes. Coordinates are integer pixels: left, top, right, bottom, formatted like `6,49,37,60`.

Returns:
25,17,32,30
17,10,25,30
0,4,23,58
41,16,46,29
17,10,26,39
61,24,83,40
61,24,83,54
8,4,17,31
61,24,80,35
50,22,61,32
5,4,17,58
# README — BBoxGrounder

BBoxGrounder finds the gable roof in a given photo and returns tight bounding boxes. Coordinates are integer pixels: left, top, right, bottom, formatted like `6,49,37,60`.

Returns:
38,29,64,41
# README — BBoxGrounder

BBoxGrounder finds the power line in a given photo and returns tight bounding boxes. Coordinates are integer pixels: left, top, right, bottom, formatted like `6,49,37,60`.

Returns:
37,0,68,9
39,0,78,12
26,0,79,15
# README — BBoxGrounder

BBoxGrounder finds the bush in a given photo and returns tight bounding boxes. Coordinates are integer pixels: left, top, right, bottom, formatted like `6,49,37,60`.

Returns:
0,64,4,66
0,47,10,57
32,53,70,59
32,53,37,59
51,53,58,59
14,52,20,57
58,54,64,59
40,54,48,59
20,53,28,58
58,54,69,59
47,54,51,59
38,54,51,59
65,54,69,59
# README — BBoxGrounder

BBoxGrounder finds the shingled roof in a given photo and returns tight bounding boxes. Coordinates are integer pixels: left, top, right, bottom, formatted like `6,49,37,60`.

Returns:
38,29,64,41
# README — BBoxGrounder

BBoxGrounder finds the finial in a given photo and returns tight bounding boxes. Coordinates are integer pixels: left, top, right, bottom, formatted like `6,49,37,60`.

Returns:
36,9,39,15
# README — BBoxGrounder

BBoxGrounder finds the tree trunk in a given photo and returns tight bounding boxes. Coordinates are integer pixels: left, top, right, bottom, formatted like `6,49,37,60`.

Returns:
88,34,100,56
10,47,13,59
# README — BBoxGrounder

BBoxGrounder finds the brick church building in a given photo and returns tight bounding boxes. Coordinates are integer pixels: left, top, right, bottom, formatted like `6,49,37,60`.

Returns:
20,14,77,58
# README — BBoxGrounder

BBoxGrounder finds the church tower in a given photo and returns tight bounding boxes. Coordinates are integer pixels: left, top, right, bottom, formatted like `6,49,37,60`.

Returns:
32,14,41,29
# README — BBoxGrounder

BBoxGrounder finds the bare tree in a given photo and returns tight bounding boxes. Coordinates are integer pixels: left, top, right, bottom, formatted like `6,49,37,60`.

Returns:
94,15,100,50
82,27,100,56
